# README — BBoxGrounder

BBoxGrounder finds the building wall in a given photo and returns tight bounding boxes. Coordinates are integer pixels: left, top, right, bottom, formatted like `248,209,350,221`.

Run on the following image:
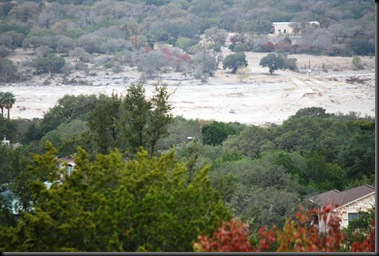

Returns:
273,23,294,35
337,194,375,229
317,193,375,232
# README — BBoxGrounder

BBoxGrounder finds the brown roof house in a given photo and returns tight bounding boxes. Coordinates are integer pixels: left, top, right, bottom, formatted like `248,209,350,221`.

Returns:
309,184,375,232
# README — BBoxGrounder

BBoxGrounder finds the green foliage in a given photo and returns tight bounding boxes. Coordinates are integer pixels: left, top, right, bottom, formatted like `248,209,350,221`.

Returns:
1,101,375,251
25,94,98,143
0,91,16,119
289,107,332,119
0,58,18,82
341,207,375,251
31,53,66,74
337,130,375,181
222,52,248,74
39,119,89,156
0,144,231,252
156,116,202,150
349,38,375,56
115,83,173,157
201,121,237,146
209,155,303,229
175,37,198,53
144,0,171,6
87,93,121,154
259,53,286,74
222,125,273,158
0,23,29,36
351,55,363,70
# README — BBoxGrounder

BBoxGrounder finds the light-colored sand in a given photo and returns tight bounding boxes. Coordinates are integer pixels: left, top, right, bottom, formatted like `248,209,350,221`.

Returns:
1,51,375,126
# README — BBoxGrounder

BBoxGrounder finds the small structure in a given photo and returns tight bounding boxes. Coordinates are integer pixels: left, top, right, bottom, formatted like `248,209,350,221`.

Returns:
58,155,76,177
272,22,294,35
309,184,375,231
2,135,10,146
272,21,320,35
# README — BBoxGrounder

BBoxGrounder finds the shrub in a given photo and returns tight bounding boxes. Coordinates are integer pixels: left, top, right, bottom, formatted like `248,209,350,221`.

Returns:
194,205,375,252
351,56,364,70
0,58,18,82
31,53,66,74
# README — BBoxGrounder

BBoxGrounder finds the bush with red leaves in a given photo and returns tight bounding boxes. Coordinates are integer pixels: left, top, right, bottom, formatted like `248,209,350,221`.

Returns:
193,219,251,252
194,205,375,252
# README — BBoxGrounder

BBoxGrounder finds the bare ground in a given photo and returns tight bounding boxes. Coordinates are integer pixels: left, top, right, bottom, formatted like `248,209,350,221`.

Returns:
1,50,375,126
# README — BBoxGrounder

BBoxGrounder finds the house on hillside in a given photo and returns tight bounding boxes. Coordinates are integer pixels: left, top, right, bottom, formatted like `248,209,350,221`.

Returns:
272,21,320,35
309,184,375,232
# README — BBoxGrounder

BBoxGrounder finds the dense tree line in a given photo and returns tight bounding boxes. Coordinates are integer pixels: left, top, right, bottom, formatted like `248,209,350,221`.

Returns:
0,0,375,82
0,86,375,251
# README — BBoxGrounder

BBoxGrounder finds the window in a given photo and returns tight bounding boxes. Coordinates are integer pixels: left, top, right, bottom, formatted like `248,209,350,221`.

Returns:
67,165,74,176
348,212,359,222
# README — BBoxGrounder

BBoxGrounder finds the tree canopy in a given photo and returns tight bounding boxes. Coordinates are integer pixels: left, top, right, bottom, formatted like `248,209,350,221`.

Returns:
0,142,231,252
259,53,286,74
222,52,248,74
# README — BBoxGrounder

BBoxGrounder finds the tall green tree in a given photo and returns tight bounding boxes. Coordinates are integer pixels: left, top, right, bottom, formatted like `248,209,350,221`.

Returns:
0,91,5,117
222,52,248,74
0,92,15,119
87,93,121,154
0,143,231,252
201,121,237,146
259,53,286,74
116,83,173,157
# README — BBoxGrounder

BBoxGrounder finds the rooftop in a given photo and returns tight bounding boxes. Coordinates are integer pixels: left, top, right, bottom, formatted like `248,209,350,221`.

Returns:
309,184,375,208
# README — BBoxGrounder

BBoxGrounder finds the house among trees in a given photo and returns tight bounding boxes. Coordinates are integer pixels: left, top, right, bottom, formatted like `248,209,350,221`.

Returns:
58,155,76,177
2,135,10,146
272,21,320,35
309,184,375,231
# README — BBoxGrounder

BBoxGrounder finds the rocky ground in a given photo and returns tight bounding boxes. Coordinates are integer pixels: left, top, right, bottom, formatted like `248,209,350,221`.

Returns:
1,50,375,126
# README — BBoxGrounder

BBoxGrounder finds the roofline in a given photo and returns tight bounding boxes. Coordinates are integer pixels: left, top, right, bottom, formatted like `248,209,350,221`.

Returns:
335,191,375,210
272,22,294,24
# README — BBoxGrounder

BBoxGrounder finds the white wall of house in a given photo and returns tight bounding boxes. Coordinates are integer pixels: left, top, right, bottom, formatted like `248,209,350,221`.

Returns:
316,193,375,233
337,193,375,229
272,22,294,35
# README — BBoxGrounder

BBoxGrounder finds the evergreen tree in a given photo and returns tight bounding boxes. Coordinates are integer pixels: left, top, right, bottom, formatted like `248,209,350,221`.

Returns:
0,142,230,252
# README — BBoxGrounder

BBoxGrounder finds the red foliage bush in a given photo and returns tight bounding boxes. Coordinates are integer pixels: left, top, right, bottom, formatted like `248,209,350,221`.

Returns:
193,219,251,252
194,205,375,252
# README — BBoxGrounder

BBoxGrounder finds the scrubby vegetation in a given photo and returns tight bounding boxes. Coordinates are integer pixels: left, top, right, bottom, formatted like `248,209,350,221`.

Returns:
0,0,374,82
